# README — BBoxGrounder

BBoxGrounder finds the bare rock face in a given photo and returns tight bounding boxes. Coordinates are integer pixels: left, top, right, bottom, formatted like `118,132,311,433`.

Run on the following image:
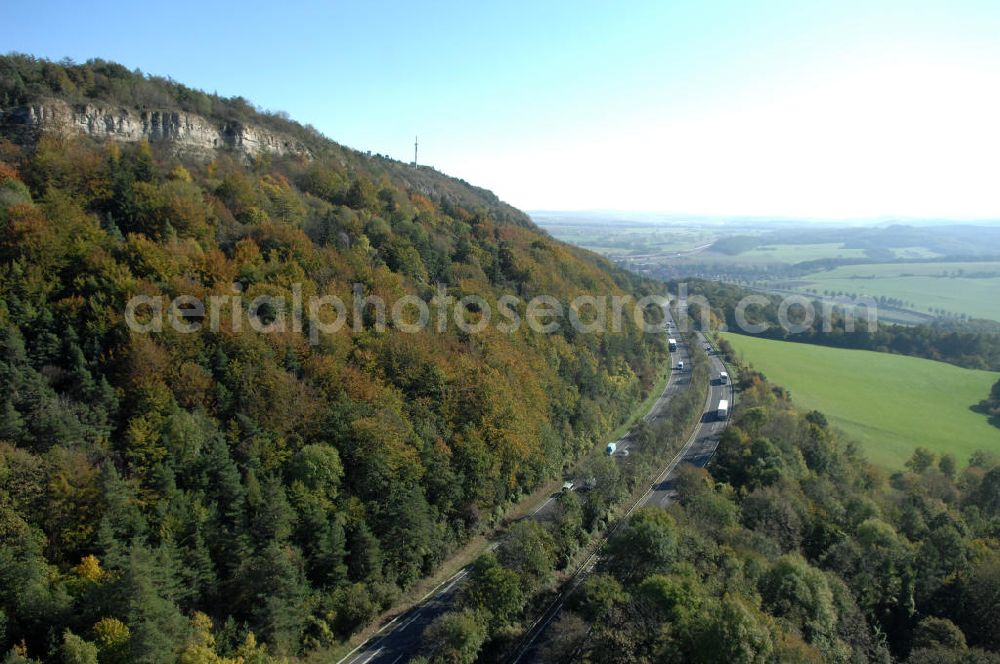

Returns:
1,98,313,161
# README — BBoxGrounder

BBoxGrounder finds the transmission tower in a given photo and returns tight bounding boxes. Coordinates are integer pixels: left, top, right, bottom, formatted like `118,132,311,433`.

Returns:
414,136,418,167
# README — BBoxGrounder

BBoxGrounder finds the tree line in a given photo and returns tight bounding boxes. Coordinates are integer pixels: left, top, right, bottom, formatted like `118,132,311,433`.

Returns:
677,279,1000,433
674,279,1000,371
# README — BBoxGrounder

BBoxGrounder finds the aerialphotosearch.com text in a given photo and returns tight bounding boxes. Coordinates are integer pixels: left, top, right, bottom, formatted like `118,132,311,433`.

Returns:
124,282,878,343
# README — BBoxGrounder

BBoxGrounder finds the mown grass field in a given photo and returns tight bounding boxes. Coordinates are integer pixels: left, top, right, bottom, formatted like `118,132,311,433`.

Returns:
721,333,1000,468
792,261,1000,321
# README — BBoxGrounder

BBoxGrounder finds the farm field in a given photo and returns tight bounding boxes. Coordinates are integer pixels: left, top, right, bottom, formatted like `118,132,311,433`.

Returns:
538,219,951,266
703,242,945,265
732,242,869,263
694,243,942,266
537,221,724,256
538,218,1000,322
721,332,1000,468
791,261,1000,321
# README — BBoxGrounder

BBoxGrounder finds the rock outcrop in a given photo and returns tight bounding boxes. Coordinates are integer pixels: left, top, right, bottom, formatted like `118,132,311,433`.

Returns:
1,98,312,161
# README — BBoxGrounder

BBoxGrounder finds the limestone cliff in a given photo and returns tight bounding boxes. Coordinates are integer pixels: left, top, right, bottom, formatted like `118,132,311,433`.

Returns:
0,98,312,161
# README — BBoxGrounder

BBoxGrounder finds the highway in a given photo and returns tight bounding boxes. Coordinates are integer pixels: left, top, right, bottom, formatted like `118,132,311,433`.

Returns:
508,329,734,663
529,315,689,521
336,565,472,664
643,336,732,508
338,310,729,664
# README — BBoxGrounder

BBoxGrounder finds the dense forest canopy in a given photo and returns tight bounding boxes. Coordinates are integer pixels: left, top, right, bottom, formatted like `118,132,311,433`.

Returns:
394,354,1000,663
0,55,669,662
537,363,1000,664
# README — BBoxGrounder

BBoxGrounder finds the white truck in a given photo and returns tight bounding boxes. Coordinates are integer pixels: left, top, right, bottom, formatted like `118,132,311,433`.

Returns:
717,399,729,420
719,371,729,384
606,442,617,455
668,338,677,351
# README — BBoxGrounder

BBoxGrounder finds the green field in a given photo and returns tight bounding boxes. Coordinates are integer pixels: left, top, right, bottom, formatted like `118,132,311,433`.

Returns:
538,217,1000,322
542,224,722,256
890,246,944,259
699,242,942,265
792,261,1000,321
541,221,949,267
721,333,1000,468
728,242,869,263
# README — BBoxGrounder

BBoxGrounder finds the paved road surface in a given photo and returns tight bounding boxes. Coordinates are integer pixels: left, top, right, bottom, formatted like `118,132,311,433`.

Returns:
644,335,732,508
338,313,691,664
337,566,471,664
510,330,734,663
530,319,689,521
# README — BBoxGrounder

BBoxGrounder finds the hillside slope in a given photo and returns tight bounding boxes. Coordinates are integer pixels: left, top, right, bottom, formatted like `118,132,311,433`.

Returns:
0,55,666,661
0,53,535,228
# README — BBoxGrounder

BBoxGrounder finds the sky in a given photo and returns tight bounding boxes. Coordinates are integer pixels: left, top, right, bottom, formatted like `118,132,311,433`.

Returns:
3,0,1000,219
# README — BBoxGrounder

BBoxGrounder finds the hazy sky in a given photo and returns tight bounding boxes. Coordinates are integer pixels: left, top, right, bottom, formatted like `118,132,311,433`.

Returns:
4,0,1000,218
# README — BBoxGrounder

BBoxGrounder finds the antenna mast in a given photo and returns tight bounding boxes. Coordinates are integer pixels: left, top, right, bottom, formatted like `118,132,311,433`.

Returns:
414,136,418,167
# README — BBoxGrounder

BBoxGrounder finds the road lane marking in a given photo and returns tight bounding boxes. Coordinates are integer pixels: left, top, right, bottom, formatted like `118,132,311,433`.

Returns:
338,639,377,664
358,647,383,664
530,496,555,516
439,570,468,595
338,566,472,664
417,568,467,604
399,613,421,630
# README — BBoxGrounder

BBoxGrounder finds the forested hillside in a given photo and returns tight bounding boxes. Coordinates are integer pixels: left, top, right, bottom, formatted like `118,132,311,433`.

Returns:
0,55,667,662
544,364,1000,664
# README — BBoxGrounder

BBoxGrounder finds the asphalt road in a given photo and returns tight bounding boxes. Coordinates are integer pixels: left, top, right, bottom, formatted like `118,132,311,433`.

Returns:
643,334,733,509
337,566,472,664
510,330,734,663
338,312,691,664
529,318,690,521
